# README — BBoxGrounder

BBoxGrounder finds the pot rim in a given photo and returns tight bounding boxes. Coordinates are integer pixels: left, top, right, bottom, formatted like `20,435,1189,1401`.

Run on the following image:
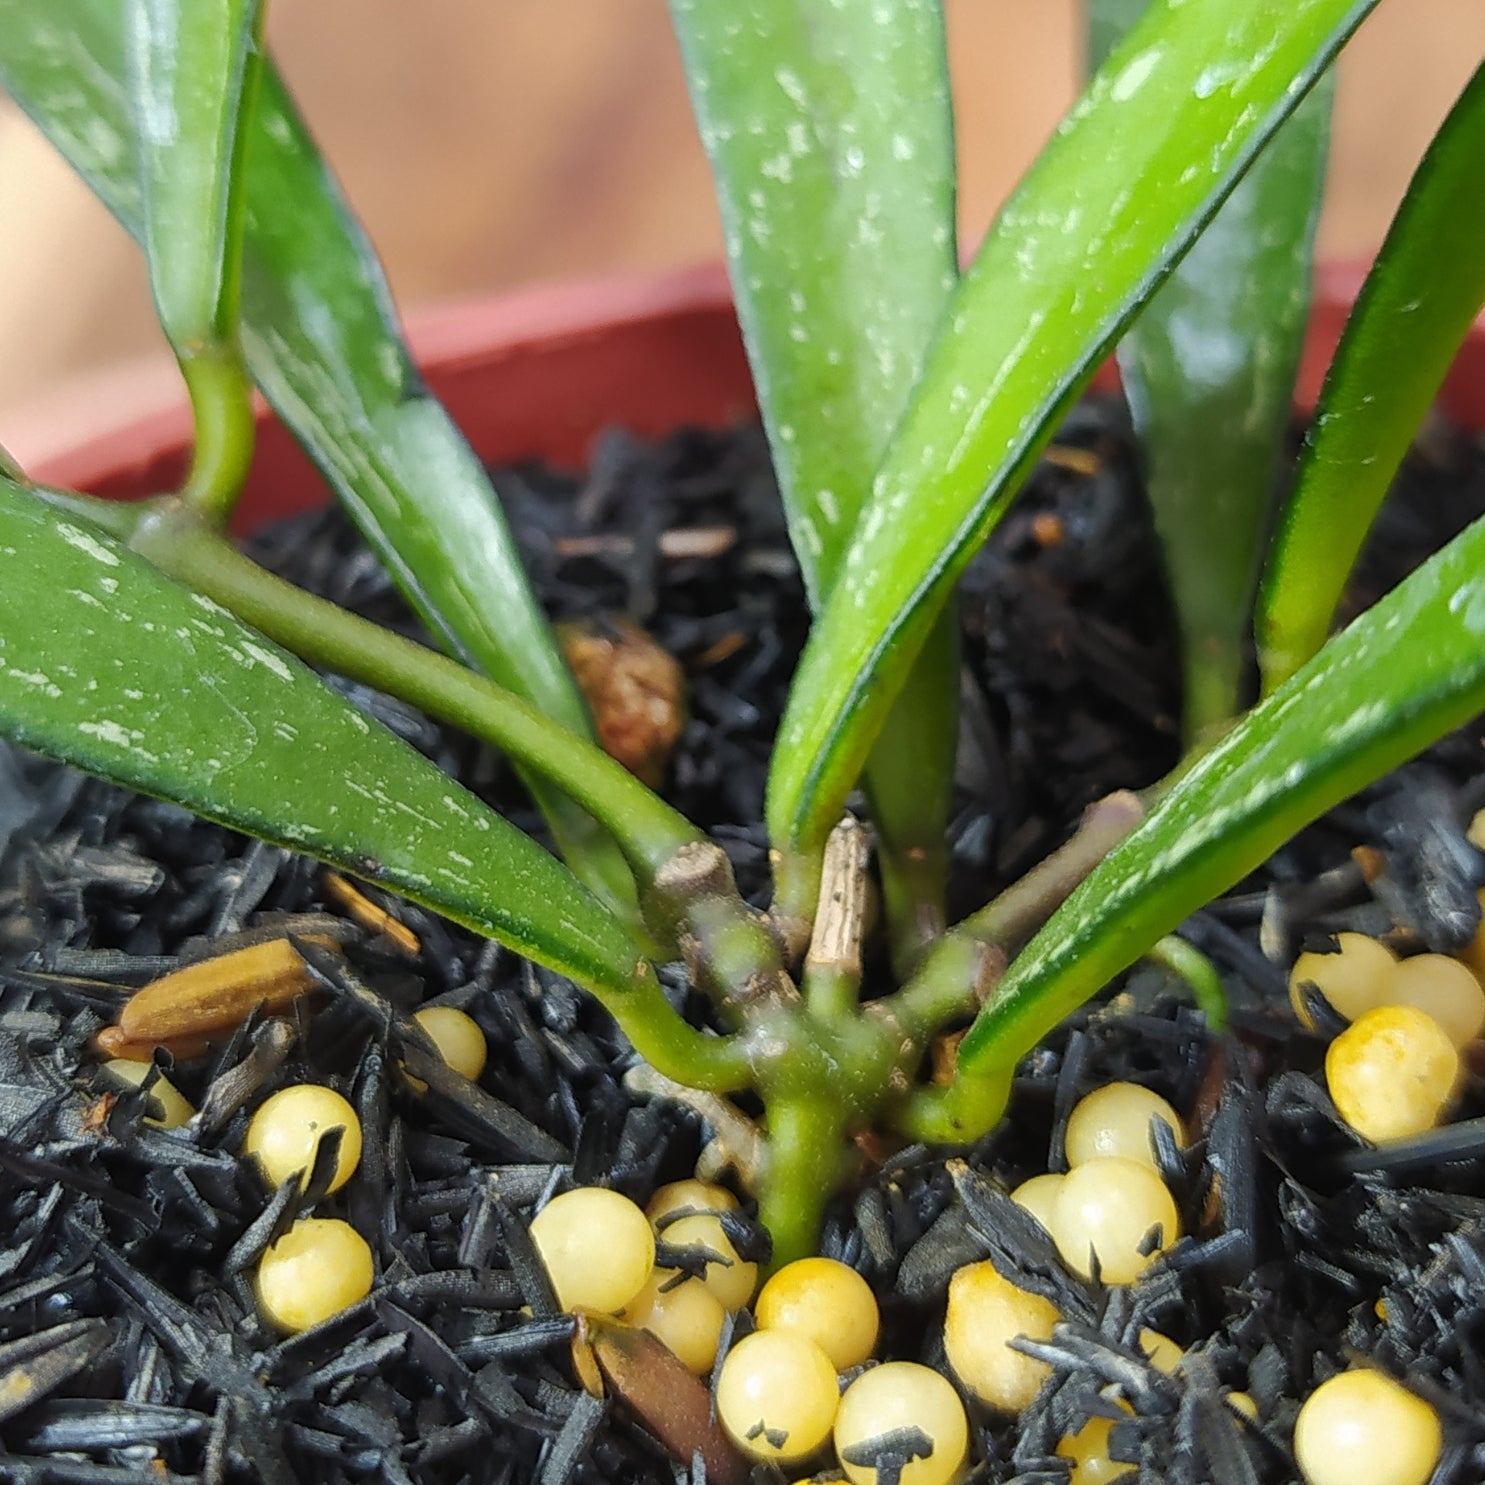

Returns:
6,258,1482,497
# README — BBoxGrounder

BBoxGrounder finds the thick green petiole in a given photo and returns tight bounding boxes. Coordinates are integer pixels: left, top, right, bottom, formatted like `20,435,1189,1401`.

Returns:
178,345,257,525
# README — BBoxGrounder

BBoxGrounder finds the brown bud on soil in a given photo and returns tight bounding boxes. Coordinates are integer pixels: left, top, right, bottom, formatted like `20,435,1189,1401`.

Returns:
559,617,686,788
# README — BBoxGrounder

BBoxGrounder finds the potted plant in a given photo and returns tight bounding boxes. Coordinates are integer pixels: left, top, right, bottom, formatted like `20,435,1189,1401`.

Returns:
2,0,1485,1480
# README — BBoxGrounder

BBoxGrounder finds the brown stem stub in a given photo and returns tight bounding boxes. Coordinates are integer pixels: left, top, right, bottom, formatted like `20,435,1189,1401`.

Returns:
970,939,1008,1006
805,815,872,979
651,840,739,911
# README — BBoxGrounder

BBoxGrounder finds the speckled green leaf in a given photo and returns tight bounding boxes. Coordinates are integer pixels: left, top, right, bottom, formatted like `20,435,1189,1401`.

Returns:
0,482,646,1006
128,0,260,350
1090,0,1332,742
670,0,960,940
0,0,632,907
767,0,1378,858
957,510,1485,1077
1257,58,1485,692
671,0,956,597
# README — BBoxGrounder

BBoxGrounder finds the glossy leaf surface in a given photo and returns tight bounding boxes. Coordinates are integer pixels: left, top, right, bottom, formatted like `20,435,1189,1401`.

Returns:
1257,58,1485,691
958,510,1485,1076
127,0,259,349
0,1,629,902
671,0,956,596
767,0,1378,857
1090,0,1332,742
0,482,645,1007
671,0,962,939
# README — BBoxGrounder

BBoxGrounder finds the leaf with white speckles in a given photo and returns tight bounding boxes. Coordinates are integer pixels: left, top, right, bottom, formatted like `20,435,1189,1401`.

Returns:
768,0,1380,857
672,0,961,922
0,482,648,1008
1090,0,1333,744
1258,58,1485,692
0,0,635,912
958,509,1485,1076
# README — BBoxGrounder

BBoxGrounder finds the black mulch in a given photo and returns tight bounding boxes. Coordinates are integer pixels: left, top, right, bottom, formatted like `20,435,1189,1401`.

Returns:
2,401,1485,1483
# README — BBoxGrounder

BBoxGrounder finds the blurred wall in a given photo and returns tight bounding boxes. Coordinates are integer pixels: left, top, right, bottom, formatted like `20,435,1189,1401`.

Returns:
0,0,1482,422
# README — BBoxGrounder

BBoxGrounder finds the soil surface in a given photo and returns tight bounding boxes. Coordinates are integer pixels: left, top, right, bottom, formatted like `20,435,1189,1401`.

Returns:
2,402,1485,1484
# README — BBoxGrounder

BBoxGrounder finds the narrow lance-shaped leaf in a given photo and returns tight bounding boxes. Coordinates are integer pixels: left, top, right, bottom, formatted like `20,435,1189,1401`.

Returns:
766,0,1379,860
0,483,737,1086
1257,57,1485,693
957,510,1485,1079
0,0,635,910
127,0,262,520
670,0,961,944
128,0,258,352
1089,0,1332,744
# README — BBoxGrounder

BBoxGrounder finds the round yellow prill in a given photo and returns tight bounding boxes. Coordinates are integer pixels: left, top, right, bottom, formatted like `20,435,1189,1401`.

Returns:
256,1217,374,1333
834,1361,969,1485
943,1258,1058,1414
1468,806,1485,852
645,1178,740,1226
1459,887,1485,980
1226,1390,1259,1421
1010,1173,1064,1233
1055,1414,1134,1485
1065,1083,1184,1171
620,1267,725,1375
1289,933,1398,1030
1293,1369,1442,1485
243,1084,362,1194
1139,1328,1184,1374
715,1329,840,1465
755,1257,880,1370
1050,1156,1180,1284
528,1186,655,1313
661,1212,757,1311
1389,954,1485,1048
1325,1004,1460,1143
100,1059,195,1129
412,1005,488,1080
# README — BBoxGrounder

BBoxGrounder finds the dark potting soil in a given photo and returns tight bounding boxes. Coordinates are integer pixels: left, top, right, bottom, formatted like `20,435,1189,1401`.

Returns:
2,399,1485,1484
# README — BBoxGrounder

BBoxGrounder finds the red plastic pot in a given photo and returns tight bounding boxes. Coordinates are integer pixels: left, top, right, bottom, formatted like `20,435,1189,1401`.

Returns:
12,261,1485,520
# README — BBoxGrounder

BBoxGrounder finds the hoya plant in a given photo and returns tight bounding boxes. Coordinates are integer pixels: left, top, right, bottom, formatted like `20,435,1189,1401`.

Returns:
1,0,1484,1264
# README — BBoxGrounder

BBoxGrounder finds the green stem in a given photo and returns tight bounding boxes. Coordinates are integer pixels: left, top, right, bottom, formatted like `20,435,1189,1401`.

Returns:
890,1062,1014,1146
768,845,825,964
1146,932,1228,1030
755,1094,849,1269
615,974,755,1093
122,501,702,886
864,608,959,974
178,345,257,525
882,790,1146,1042
802,964,858,1025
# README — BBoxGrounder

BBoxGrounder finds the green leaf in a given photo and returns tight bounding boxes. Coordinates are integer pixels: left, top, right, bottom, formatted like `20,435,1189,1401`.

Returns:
0,481,629,995
957,509,1485,1077
1257,57,1485,692
127,0,262,521
670,0,956,598
1089,0,1332,743
670,0,962,946
0,483,746,1088
766,0,1378,859
0,0,635,909
127,0,259,351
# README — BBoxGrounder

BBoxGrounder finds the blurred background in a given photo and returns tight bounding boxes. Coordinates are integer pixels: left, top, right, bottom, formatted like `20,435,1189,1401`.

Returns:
1,0,1482,426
